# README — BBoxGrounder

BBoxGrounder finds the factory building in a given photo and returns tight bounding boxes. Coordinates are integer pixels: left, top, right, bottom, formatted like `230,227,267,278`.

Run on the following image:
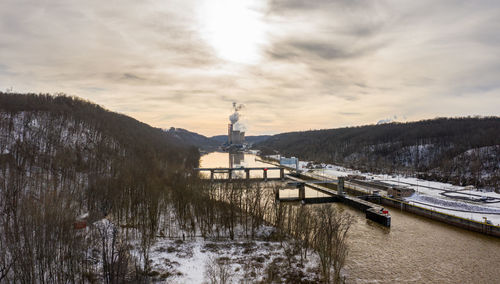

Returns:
228,123,245,145
223,102,246,151
280,156,299,169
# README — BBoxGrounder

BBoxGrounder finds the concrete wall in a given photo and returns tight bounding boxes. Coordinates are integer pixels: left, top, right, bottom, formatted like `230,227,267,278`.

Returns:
345,183,500,237
339,195,371,211
380,197,500,237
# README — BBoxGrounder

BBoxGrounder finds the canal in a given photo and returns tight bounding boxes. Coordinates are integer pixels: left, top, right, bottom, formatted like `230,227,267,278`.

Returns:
201,152,500,283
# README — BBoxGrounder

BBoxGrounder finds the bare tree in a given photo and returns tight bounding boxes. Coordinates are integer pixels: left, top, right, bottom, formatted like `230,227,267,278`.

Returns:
204,256,233,284
312,205,353,283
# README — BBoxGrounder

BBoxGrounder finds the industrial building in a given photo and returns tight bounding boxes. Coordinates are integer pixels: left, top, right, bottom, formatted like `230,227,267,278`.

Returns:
228,123,245,145
280,156,299,169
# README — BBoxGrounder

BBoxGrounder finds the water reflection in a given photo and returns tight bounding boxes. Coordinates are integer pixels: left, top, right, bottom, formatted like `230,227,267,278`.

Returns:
229,152,244,168
200,151,286,179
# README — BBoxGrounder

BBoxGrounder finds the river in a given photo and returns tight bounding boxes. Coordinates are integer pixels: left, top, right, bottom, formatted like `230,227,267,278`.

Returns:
200,152,500,283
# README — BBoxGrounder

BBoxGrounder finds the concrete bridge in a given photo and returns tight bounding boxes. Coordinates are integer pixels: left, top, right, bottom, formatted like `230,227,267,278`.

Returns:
194,167,286,181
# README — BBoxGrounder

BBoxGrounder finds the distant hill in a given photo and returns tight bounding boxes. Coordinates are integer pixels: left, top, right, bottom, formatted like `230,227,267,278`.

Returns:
211,135,271,145
162,129,270,150
256,117,500,189
165,127,220,150
166,133,271,150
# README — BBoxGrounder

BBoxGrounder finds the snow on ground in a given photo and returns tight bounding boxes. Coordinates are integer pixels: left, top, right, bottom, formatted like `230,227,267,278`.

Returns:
272,155,500,226
405,194,500,214
131,225,320,283
407,201,500,226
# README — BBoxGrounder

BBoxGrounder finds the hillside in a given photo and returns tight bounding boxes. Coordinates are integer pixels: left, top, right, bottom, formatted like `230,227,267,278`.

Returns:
0,92,199,282
256,117,500,189
165,127,221,150
211,134,271,145
163,131,271,150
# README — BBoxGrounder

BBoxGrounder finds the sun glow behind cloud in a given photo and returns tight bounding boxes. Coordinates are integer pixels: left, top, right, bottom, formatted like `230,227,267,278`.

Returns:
1,0,500,136
197,0,267,64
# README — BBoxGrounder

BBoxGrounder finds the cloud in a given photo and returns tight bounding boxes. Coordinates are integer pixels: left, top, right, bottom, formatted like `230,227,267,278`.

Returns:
268,0,377,13
285,40,385,60
121,73,146,81
0,0,499,136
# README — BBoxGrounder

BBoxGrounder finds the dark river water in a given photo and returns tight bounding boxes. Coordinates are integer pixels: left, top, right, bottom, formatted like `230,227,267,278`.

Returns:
200,152,500,283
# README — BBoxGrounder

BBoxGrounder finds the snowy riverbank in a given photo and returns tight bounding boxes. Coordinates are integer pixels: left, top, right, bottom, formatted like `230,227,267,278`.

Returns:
268,155,500,226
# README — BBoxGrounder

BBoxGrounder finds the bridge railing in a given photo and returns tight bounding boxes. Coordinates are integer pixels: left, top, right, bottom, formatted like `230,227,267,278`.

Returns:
194,167,286,181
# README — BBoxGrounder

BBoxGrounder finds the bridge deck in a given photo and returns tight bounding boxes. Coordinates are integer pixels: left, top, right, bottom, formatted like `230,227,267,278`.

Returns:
195,167,284,171
200,177,285,182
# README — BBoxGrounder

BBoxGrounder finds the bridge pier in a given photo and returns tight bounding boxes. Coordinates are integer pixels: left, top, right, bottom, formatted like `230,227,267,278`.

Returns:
299,184,305,201
245,169,250,180
228,169,232,180
280,168,284,180
338,177,345,196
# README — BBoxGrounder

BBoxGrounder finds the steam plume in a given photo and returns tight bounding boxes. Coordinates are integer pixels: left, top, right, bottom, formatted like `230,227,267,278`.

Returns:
229,102,244,124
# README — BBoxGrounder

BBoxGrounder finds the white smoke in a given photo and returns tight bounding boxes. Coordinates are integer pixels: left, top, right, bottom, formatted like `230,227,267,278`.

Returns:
229,102,245,130
229,112,239,124
233,121,246,132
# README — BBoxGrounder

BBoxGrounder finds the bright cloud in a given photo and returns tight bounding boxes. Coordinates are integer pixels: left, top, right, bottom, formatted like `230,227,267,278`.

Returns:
0,0,499,136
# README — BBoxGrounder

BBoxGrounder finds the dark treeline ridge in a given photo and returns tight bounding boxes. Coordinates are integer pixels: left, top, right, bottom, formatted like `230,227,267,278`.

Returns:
166,127,221,150
256,117,500,189
0,92,199,161
211,134,272,145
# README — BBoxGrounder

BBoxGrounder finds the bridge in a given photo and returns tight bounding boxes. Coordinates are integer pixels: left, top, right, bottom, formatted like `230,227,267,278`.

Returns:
194,167,286,181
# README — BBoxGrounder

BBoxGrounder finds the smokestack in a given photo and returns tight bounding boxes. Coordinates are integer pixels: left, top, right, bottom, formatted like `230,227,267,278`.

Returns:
228,123,233,144
227,102,245,146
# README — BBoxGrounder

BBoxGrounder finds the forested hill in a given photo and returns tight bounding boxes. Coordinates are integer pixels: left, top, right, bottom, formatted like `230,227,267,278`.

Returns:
165,127,221,150
0,92,199,282
0,92,200,198
162,130,272,150
256,117,500,189
0,92,199,163
211,134,271,145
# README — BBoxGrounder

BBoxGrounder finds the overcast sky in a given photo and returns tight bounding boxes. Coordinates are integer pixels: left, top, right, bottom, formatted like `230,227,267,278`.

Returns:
1,0,499,136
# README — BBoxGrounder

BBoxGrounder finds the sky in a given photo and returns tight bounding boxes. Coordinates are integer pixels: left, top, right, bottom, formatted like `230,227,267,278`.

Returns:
1,0,499,136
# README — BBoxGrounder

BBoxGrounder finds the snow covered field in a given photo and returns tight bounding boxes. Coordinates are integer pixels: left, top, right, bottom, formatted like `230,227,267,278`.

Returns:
271,155,500,226
131,226,320,283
